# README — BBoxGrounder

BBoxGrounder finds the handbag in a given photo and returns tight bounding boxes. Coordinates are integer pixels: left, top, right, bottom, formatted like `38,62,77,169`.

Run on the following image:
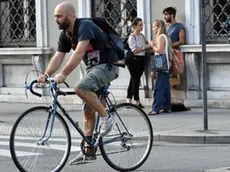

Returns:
151,54,168,72
151,34,170,72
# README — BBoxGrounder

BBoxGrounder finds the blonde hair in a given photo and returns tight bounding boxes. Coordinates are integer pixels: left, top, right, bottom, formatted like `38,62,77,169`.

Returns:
153,19,167,36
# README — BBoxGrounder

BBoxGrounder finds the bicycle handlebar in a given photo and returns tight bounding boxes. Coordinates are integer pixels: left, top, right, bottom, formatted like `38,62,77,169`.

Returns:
27,79,70,97
28,80,42,97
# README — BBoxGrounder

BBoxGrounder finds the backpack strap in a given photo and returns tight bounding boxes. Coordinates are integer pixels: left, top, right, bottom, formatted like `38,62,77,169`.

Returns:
130,34,136,40
128,34,136,48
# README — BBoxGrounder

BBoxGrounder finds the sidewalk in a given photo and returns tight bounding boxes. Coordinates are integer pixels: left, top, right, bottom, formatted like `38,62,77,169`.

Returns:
1,102,230,144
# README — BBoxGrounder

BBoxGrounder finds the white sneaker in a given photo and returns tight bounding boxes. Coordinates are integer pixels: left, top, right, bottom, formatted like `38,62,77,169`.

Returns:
69,152,96,165
100,115,114,137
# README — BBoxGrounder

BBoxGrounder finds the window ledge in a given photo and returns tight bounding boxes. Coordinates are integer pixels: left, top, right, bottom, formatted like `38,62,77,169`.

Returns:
0,47,53,55
180,44,230,53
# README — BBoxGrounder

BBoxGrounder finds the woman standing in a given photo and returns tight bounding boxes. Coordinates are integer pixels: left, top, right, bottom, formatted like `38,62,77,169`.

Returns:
126,17,150,108
148,19,172,115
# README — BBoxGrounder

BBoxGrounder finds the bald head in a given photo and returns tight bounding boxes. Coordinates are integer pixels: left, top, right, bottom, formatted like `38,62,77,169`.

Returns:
55,1,76,17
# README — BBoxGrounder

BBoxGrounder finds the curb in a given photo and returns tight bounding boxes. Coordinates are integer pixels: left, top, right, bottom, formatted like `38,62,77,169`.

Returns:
2,123,230,144
205,167,230,172
154,134,230,144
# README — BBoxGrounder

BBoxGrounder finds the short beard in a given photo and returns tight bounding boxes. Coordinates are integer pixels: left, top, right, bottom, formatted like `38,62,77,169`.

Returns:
165,18,171,23
58,18,70,30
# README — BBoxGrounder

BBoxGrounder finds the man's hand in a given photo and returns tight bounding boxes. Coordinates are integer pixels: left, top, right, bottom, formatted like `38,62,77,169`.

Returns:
37,74,48,83
54,73,66,84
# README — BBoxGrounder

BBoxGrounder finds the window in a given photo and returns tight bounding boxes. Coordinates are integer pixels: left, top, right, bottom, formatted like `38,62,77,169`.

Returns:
92,0,137,38
205,0,230,43
0,0,36,47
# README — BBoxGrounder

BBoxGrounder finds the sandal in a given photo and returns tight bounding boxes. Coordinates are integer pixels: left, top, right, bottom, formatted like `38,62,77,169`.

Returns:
148,111,159,115
159,109,171,113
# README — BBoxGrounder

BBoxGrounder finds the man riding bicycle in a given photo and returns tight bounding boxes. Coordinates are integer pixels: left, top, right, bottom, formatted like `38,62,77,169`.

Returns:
37,1,119,165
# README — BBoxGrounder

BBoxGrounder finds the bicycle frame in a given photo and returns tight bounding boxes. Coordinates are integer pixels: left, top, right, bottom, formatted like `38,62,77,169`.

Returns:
29,80,131,149
38,86,97,147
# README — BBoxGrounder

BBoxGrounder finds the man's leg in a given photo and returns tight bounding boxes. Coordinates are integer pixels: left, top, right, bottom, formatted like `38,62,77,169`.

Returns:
75,64,119,136
83,110,96,136
75,90,108,117
75,88,114,137
69,98,107,165
69,109,97,165
83,96,106,136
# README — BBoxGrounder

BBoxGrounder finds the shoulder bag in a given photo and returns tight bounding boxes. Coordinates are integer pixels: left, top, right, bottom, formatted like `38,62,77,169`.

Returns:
151,34,170,72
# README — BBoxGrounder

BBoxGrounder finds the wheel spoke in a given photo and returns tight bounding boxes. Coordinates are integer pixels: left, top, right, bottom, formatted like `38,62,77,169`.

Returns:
99,103,153,171
10,106,71,172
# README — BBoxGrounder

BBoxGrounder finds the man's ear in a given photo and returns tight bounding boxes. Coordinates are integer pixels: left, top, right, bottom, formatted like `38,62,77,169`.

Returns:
69,11,75,19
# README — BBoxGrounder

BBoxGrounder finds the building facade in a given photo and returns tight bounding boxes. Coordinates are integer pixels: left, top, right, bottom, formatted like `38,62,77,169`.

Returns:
0,0,230,108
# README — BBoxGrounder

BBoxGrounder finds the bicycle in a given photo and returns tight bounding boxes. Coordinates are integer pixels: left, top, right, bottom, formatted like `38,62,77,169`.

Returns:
9,78,153,172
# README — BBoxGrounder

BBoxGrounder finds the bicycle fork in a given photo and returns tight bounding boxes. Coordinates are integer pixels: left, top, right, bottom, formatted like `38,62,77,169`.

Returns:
37,105,56,146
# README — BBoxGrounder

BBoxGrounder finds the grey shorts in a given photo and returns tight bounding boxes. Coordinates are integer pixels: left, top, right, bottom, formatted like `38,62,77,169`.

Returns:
77,63,119,112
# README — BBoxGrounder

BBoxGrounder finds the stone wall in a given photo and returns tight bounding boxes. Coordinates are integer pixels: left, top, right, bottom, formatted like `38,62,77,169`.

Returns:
0,47,52,96
180,44,230,108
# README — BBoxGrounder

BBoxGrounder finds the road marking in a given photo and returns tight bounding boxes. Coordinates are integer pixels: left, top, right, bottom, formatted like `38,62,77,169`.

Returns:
0,125,12,134
0,141,81,157
0,141,80,152
0,135,81,143
0,149,42,157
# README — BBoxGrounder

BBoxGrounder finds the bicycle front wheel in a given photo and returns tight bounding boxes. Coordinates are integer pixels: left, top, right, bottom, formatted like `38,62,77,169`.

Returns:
99,103,153,171
10,106,71,172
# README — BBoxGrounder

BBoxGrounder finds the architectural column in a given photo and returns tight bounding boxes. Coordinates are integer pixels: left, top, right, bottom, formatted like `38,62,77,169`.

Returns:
137,0,152,98
185,0,200,44
78,0,91,18
136,0,151,40
35,0,48,47
185,53,200,100
34,0,49,79
183,0,201,101
0,63,2,87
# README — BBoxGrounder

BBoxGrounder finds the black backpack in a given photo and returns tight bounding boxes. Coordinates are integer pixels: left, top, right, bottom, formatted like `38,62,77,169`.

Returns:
123,35,136,65
77,17,125,62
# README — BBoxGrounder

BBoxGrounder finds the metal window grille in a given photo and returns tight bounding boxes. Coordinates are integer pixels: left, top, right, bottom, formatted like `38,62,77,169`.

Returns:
0,0,36,47
92,0,137,39
205,0,230,43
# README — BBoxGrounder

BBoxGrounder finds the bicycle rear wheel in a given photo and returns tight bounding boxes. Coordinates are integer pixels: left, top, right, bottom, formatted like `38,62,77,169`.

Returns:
10,106,71,172
99,103,153,171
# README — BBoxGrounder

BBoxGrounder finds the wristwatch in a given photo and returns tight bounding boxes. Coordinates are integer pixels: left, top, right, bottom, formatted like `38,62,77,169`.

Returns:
142,47,145,51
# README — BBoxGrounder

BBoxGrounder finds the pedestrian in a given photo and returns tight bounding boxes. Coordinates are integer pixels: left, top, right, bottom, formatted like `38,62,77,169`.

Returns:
163,6,185,49
126,17,150,108
148,19,172,115
37,2,120,165
163,6,185,86
163,6,190,112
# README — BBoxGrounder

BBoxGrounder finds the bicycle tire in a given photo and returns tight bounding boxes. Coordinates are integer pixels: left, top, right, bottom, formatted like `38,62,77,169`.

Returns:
10,106,71,172
99,103,153,171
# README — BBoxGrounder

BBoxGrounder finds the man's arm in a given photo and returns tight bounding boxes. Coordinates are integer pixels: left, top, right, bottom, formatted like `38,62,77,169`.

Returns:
37,51,65,83
44,51,66,76
60,40,89,76
172,28,185,48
